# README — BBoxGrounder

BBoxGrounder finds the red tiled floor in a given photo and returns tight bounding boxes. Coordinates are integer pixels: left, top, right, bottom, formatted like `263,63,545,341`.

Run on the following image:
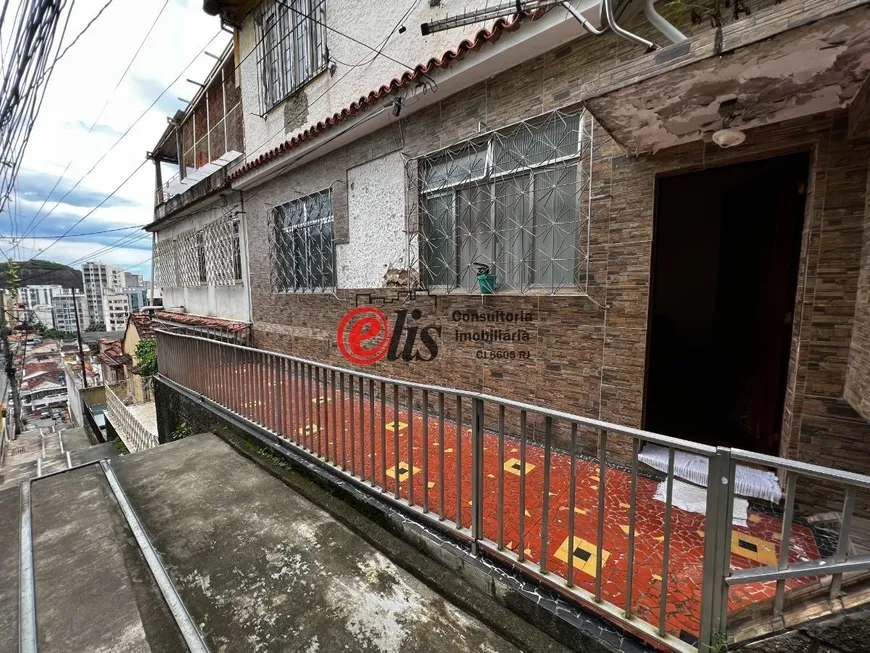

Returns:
200,363,822,646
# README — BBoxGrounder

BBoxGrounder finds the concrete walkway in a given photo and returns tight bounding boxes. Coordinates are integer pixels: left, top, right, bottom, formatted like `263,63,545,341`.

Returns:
113,433,521,653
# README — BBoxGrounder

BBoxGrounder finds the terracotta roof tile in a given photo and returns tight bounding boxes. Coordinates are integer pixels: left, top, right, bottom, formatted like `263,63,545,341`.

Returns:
228,13,526,183
130,312,155,337
155,312,249,333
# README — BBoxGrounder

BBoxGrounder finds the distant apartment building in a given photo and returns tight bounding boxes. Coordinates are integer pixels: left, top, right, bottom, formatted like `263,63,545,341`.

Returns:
82,262,124,326
118,287,147,313
18,285,70,329
125,272,144,287
51,293,89,333
102,293,131,332
23,285,64,307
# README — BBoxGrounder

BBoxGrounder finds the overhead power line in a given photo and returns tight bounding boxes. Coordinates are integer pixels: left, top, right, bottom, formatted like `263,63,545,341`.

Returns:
0,0,72,223
22,0,167,236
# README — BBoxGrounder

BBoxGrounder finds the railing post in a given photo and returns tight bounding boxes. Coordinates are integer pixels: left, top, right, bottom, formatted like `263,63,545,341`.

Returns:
698,447,732,652
471,396,484,556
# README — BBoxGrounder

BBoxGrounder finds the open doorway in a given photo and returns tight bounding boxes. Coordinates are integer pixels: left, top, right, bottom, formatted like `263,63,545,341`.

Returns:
644,153,809,455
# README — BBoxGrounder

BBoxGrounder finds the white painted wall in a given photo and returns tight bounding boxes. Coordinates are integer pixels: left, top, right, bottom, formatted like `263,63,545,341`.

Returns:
237,0,497,165
153,197,252,323
336,152,408,289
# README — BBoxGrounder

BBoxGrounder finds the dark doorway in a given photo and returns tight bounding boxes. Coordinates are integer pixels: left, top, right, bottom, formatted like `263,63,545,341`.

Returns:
644,153,809,455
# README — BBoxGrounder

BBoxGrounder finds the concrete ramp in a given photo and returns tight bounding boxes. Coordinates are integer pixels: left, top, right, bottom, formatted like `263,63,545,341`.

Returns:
14,433,524,652
30,465,184,653
113,433,520,653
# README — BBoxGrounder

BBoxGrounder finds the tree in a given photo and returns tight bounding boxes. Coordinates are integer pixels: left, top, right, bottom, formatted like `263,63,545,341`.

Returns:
85,321,106,332
135,338,157,377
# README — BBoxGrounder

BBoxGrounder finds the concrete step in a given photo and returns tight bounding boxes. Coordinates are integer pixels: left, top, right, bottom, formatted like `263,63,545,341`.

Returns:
0,485,19,653
30,465,184,653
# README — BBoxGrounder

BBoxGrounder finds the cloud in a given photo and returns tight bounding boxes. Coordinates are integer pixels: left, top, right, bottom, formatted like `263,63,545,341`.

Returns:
65,120,125,137
16,169,138,209
0,0,230,280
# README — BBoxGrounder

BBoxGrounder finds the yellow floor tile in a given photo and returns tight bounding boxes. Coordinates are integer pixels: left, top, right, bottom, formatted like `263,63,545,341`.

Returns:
427,481,435,489
554,536,610,578
731,531,777,565
311,396,331,405
385,421,408,433
504,457,535,476
748,514,762,523
619,525,640,537
385,462,420,483
297,424,319,437
619,502,630,509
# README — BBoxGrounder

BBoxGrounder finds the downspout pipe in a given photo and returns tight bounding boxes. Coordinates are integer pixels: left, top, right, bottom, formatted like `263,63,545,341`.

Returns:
602,0,657,51
560,0,607,35
643,0,687,43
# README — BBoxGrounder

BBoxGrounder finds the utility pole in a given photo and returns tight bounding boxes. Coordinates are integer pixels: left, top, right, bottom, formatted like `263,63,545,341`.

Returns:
72,287,88,388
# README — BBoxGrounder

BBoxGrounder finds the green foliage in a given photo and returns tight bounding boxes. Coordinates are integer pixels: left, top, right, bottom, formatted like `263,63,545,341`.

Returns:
170,422,193,442
36,324,76,340
3,261,20,293
135,337,157,377
664,0,753,29
113,437,129,455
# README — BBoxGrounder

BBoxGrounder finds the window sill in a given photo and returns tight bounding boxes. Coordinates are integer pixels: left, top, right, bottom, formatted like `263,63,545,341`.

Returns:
272,287,335,295
421,287,591,298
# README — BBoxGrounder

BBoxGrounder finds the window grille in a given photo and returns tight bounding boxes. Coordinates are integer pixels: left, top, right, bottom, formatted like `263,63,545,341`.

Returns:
153,212,244,288
256,0,326,112
410,108,596,294
267,190,334,292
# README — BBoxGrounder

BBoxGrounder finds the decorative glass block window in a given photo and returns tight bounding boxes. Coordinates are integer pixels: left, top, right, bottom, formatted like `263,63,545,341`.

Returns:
256,0,326,111
412,108,594,294
268,190,334,292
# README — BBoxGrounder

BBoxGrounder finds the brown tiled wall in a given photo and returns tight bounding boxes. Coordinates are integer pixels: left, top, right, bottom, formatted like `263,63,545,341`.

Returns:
242,11,870,514
845,151,870,423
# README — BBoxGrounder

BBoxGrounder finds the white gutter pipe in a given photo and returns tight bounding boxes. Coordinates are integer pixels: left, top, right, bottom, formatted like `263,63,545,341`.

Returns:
602,0,657,50
643,0,687,43
560,0,607,35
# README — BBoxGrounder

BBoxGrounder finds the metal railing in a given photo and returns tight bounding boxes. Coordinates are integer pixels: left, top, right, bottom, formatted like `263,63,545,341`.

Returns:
106,379,158,453
156,329,870,652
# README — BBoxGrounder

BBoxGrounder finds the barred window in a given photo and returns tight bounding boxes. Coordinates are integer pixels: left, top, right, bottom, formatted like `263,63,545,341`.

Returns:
154,213,244,288
256,0,326,111
232,220,243,282
415,109,593,294
269,190,334,292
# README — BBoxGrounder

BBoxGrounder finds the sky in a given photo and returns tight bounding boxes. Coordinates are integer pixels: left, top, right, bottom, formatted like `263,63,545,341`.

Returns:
0,0,232,280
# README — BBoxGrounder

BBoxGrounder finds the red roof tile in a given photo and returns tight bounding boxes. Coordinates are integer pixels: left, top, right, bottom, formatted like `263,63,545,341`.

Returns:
154,311,249,333
228,13,526,183
130,312,155,338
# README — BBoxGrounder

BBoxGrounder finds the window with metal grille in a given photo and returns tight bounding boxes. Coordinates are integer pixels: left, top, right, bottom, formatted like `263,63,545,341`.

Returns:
268,190,334,292
232,220,242,282
154,212,244,288
414,108,594,294
196,233,207,283
256,0,326,111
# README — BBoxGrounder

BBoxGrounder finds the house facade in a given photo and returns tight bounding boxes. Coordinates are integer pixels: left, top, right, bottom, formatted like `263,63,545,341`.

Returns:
151,0,870,516
146,43,252,339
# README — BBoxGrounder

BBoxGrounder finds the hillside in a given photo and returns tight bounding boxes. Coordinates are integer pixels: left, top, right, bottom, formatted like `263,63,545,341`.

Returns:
0,260,83,291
